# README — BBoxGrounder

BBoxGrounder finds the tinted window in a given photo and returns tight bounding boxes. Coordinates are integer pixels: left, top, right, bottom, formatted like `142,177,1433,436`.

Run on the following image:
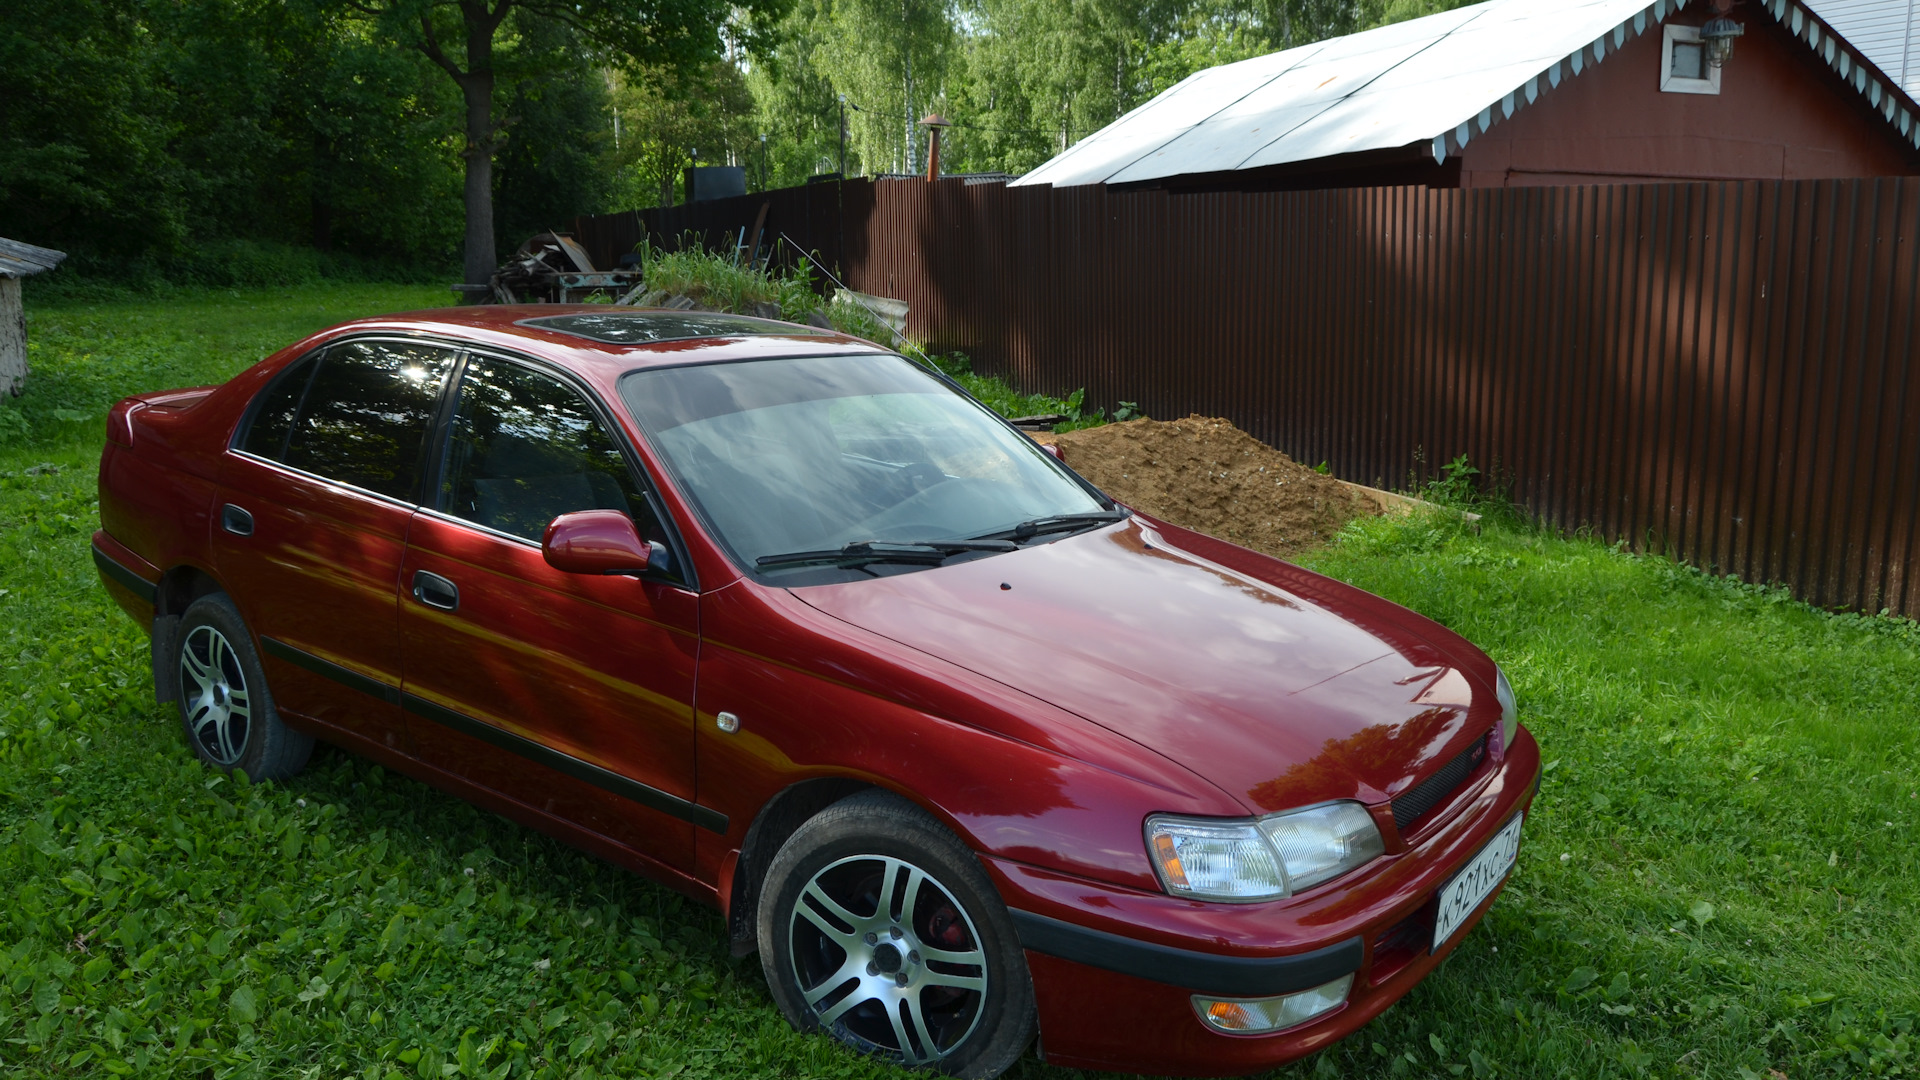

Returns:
438,356,675,570
240,353,321,460
279,341,456,501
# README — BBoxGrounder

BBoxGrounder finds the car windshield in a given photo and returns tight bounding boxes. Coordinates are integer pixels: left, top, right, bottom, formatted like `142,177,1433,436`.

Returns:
619,353,1109,580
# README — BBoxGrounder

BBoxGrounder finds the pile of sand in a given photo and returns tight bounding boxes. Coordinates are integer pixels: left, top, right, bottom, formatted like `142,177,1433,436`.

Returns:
1035,416,1376,559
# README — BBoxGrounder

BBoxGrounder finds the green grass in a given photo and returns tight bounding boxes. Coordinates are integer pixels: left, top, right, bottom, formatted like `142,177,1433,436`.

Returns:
2,286,1915,1080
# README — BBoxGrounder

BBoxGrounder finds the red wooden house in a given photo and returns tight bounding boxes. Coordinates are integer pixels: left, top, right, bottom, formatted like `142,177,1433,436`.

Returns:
1011,0,1920,192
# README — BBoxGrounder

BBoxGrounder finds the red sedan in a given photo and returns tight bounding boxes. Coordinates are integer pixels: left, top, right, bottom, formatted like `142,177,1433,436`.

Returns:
92,307,1539,1077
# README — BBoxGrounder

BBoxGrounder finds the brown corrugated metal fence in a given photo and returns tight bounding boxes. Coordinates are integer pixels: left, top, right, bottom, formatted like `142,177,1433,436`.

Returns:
573,176,1920,615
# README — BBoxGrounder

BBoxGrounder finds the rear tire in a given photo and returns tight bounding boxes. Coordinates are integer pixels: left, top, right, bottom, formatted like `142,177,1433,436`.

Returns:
757,790,1035,1078
174,594,311,782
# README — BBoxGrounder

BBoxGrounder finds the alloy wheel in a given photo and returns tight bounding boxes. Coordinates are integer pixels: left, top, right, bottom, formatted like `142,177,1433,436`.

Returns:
788,854,988,1065
180,624,252,766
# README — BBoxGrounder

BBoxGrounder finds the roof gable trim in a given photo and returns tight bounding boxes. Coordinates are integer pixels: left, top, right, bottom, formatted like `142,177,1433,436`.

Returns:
1429,2,1662,163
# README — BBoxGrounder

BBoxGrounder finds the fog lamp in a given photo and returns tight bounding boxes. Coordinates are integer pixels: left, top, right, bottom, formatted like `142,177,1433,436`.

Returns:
1192,974,1353,1034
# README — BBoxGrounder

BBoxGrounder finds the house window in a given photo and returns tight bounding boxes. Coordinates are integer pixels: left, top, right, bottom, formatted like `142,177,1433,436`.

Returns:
1662,24,1721,94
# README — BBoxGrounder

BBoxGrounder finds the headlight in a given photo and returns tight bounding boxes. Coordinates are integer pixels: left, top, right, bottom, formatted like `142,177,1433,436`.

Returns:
1146,802,1384,902
1494,666,1519,752
1260,801,1388,891
1145,817,1286,901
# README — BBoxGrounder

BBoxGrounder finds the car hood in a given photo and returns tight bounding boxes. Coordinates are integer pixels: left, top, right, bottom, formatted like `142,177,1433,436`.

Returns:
793,518,1491,814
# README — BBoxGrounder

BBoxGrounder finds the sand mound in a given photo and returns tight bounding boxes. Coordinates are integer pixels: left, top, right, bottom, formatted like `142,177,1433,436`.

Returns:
1036,416,1375,558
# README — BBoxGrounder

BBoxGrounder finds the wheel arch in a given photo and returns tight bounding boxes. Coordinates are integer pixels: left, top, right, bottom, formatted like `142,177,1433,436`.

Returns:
726,775,880,957
151,564,226,703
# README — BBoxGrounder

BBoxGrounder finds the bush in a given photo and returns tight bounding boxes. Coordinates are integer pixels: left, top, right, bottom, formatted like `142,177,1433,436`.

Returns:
23,240,456,305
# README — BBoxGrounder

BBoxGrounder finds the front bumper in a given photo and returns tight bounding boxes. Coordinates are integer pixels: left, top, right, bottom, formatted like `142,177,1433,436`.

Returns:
982,728,1542,1076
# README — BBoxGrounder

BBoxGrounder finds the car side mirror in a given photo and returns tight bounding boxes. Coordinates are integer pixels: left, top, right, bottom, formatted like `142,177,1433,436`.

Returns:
543,510,652,575
1040,442,1064,462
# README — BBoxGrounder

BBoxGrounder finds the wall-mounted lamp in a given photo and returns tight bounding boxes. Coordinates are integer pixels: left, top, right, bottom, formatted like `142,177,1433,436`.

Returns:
1700,11,1744,67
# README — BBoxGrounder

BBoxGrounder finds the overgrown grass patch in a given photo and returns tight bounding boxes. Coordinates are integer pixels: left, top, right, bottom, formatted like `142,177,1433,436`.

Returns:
1,285,1913,1079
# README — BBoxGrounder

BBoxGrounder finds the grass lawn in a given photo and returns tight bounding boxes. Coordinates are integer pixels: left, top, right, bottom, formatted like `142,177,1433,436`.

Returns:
1,285,1914,1079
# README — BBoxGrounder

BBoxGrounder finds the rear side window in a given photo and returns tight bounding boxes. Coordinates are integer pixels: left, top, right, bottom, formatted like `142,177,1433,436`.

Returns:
267,340,456,502
436,355,678,574
240,353,320,461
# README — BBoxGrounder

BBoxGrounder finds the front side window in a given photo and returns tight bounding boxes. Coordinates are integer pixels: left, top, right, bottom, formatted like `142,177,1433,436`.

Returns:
620,353,1108,581
260,340,457,501
437,355,676,572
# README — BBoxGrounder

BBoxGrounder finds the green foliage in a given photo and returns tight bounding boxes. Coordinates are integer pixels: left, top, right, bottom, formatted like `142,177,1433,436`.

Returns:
0,0,183,256
743,0,852,183
22,241,455,306
492,23,624,258
820,0,957,175
633,240,822,318
1419,453,1483,509
1356,0,1477,30
1,0,687,277
611,61,760,210
747,0,1363,181
922,352,1092,428
4,284,451,446
0,0,469,266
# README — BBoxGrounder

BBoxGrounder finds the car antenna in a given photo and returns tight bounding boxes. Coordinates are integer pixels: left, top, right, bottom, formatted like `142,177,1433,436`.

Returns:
778,233,938,368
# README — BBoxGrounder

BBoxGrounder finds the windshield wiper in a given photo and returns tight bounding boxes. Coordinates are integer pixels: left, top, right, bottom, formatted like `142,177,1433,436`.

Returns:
756,538,1018,570
972,509,1130,543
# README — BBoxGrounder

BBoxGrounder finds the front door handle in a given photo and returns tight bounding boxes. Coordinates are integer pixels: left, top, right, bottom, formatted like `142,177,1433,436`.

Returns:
411,570,459,612
221,504,254,536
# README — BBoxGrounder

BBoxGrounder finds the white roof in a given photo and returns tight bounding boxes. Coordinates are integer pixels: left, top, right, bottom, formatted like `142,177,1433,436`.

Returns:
1807,0,1919,96
1012,0,1920,188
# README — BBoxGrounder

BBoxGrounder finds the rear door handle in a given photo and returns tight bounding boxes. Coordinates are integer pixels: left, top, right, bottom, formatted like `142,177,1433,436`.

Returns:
411,570,459,612
221,504,254,536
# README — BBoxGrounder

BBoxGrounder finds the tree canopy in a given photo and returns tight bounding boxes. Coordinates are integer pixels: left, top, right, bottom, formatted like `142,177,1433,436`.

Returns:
2,0,1458,278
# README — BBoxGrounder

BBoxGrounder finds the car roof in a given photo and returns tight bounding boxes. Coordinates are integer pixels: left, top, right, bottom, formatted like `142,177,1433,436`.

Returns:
321,305,895,382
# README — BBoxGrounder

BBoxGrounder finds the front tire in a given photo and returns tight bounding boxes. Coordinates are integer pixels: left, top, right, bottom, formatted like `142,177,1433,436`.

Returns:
175,593,311,782
758,791,1035,1078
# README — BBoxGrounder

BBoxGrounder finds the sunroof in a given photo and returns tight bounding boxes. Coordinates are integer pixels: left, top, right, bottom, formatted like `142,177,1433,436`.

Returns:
520,311,829,345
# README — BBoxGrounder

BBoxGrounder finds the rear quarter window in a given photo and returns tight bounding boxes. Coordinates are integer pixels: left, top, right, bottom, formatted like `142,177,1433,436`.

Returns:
239,352,320,461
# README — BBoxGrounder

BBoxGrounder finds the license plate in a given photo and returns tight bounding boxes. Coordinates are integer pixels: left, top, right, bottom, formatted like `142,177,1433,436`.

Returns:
1431,812,1523,952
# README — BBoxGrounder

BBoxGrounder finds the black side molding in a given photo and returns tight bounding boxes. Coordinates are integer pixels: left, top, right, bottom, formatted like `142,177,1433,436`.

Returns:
259,634,728,835
402,694,730,835
1009,908,1363,997
261,636,402,704
92,543,158,604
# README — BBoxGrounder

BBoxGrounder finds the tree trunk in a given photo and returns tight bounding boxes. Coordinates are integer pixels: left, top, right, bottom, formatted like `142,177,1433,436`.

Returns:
460,79,496,297
459,23,497,300
415,3,509,303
